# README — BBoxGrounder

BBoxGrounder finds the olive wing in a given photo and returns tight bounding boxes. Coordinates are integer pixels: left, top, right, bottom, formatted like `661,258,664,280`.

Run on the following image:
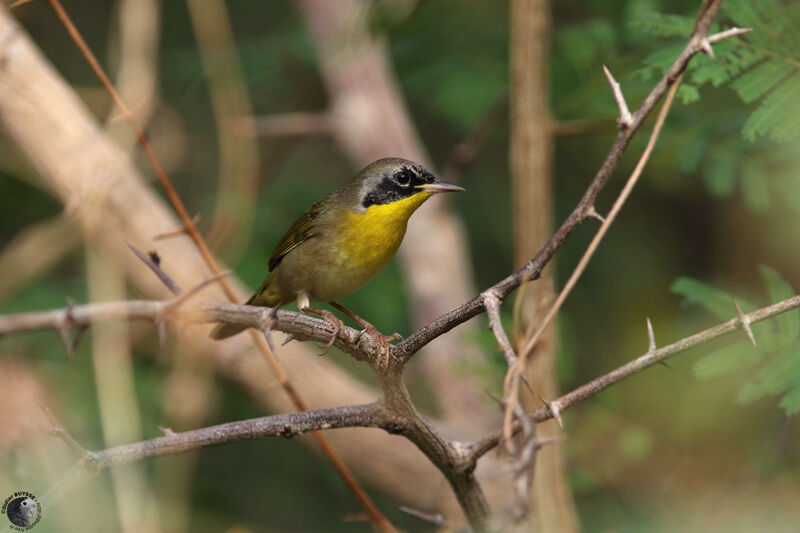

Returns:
268,204,320,271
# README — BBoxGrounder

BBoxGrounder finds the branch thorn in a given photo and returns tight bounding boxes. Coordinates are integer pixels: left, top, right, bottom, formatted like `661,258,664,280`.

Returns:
153,214,202,241
602,65,633,129
58,298,84,357
539,396,564,430
707,27,752,45
127,242,182,296
398,506,457,530
158,425,176,436
699,38,715,59
281,333,296,346
646,317,657,354
585,205,606,223
38,399,90,458
734,298,756,346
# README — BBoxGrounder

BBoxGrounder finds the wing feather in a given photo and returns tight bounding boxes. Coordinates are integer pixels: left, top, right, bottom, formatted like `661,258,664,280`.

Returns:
268,205,319,271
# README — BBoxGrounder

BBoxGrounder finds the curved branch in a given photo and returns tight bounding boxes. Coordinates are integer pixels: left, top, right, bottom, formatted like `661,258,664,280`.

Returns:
465,292,800,463
42,403,385,504
0,299,388,364
393,2,744,363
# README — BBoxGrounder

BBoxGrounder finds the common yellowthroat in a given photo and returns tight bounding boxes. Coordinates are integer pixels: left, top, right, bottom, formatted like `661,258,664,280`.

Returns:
209,157,464,340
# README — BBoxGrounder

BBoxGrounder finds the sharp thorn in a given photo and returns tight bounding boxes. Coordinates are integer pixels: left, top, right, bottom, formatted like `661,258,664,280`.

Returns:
58,326,73,358
539,396,564,430
586,205,606,223
646,317,657,354
262,329,275,352
734,298,756,347
700,38,715,59
281,334,296,346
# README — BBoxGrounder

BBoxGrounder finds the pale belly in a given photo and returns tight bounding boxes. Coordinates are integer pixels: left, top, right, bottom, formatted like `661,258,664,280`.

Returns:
308,231,402,301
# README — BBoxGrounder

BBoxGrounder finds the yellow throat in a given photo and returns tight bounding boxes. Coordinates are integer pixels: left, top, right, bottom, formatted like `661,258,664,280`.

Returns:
336,191,433,269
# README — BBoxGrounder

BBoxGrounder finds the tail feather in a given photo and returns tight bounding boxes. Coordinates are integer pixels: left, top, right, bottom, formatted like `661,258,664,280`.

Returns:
209,276,282,340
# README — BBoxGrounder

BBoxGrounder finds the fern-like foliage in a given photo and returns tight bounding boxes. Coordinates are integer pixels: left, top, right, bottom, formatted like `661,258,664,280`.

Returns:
672,266,800,415
632,0,800,213
637,0,800,142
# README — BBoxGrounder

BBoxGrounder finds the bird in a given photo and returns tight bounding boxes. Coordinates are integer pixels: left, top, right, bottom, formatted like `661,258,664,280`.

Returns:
209,157,464,347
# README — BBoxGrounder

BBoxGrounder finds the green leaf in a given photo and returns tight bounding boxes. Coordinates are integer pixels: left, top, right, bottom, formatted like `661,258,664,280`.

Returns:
743,72,800,143
691,47,759,88
737,381,767,405
693,341,763,379
755,346,800,395
730,59,794,104
640,44,686,79
778,384,800,415
671,277,755,320
677,84,700,105
631,12,695,38
758,265,800,341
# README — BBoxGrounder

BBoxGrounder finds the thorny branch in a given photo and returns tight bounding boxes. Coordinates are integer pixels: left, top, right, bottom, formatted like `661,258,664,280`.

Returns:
8,287,799,525
40,403,387,506
503,70,684,445
463,292,800,463
0,0,761,529
34,0,394,529
392,0,743,365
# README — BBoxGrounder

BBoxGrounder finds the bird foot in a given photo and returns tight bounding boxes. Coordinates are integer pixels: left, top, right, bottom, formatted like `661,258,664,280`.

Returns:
303,308,345,355
354,324,402,369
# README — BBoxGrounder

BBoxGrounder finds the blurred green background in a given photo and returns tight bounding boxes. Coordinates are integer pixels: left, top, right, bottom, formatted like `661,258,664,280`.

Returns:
1,0,800,531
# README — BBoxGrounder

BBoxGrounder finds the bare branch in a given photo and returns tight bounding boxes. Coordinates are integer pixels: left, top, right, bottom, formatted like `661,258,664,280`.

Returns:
393,4,735,364
466,292,800,462
707,26,752,43
152,214,201,241
127,242,182,296
38,401,91,459
42,1,388,522
42,402,387,506
398,506,462,531
0,299,371,361
502,72,686,432
484,291,517,367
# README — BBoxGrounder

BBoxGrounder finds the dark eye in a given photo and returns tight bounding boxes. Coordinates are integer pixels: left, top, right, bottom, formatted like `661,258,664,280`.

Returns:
394,170,411,186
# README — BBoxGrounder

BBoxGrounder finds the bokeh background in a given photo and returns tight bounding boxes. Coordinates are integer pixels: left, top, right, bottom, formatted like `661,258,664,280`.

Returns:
1,0,800,531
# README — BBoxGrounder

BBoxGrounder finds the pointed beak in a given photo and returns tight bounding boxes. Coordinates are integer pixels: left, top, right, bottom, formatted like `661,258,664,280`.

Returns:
415,180,465,193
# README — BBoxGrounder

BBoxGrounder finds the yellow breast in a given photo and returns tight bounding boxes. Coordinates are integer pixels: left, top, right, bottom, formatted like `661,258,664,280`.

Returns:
334,191,433,269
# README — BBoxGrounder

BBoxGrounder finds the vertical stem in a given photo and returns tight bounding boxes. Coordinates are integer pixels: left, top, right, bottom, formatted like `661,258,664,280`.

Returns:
510,0,579,530
378,369,491,531
86,247,153,533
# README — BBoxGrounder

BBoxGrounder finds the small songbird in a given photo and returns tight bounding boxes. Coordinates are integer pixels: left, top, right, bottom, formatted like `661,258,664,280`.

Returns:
209,157,464,341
